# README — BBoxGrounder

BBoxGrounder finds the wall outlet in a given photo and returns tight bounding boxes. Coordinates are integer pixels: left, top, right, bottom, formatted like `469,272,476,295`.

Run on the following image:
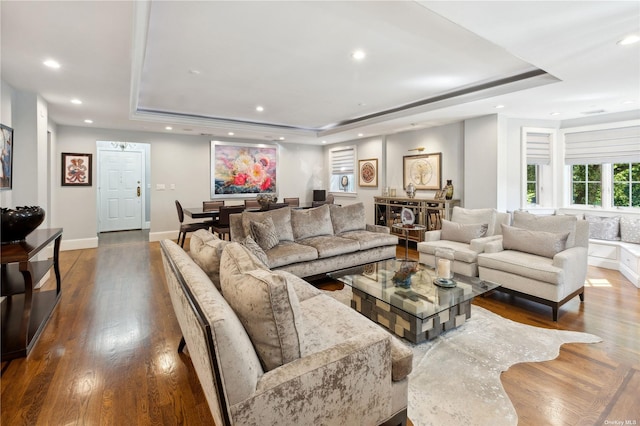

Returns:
169,184,176,190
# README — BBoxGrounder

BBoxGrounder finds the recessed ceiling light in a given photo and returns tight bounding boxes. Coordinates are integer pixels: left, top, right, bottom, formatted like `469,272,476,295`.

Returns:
278,136,285,141
165,126,173,130
495,105,505,109
84,119,93,124
43,59,60,69
618,34,640,45
352,50,366,60
70,99,82,105
622,100,635,104
228,132,234,136
256,106,264,112
550,112,561,116
322,140,327,144
358,133,364,137
188,69,201,75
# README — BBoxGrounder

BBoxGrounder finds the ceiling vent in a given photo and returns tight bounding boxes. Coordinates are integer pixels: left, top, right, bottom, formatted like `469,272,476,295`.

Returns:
581,109,607,115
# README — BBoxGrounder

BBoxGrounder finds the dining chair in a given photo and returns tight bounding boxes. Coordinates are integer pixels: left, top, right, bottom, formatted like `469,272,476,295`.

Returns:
283,197,299,207
175,200,212,248
211,205,245,240
267,203,289,210
203,200,225,211
244,199,261,209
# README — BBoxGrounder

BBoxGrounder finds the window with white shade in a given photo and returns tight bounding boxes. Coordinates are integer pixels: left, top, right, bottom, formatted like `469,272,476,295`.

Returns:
329,146,356,194
522,128,553,207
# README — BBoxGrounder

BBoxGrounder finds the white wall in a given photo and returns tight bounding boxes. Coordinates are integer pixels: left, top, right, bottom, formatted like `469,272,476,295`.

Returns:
0,80,15,208
464,115,501,209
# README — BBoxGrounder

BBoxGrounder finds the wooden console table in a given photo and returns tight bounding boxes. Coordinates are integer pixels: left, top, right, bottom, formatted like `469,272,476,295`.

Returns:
1,228,63,361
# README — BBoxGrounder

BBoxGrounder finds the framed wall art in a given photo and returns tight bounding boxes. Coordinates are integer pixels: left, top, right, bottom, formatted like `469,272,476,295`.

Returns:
358,158,378,187
211,140,278,198
403,152,441,191
0,124,13,190
61,152,92,186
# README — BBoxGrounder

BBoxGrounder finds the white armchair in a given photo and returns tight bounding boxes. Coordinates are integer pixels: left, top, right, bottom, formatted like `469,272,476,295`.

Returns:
478,212,589,321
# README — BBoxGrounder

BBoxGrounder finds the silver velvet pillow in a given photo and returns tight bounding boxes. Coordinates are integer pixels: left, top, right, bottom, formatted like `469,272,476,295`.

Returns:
585,215,620,241
440,219,488,244
329,202,366,234
250,217,280,251
620,216,640,244
502,224,569,258
290,204,334,240
241,235,269,267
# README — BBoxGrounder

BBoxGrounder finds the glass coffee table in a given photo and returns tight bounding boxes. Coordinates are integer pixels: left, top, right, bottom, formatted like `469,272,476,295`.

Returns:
328,259,499,343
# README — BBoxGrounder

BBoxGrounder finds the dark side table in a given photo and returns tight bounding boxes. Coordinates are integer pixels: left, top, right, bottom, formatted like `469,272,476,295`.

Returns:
1,228,63,360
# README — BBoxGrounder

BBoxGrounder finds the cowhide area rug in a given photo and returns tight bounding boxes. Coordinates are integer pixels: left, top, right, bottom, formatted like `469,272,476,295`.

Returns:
323,286,602,426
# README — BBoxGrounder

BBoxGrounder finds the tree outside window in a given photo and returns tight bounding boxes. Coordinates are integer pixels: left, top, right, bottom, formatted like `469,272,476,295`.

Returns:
613,163,640,207
572,164,601,206
526,164,538,204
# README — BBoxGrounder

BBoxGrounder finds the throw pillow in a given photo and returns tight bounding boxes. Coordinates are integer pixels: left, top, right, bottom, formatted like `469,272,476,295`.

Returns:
512,211,577,248
221,268,304,371
585,215,620,241
451,207,498,236
440,219,488,244
241,207,294,242
188,229,229,290
620,216,640,244
501,224,570,258
241,235,269,267
329,202,366,234
249,217,279,251
291,204,334,240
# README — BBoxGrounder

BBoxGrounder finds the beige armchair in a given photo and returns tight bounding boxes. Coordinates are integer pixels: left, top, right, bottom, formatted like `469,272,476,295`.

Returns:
478,212,589,321
417,207,510,277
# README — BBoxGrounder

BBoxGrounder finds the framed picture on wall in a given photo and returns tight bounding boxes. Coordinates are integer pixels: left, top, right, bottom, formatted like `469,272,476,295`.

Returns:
358,158,378,187
403,152,441,191
1,124,13,190
61,153,92,186
210,141,278,198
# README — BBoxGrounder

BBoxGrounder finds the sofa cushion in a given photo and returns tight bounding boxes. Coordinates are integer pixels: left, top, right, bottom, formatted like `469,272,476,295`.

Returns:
440,219,488,244
220,242,269,280
300,293,412,382
417,239,481,264
266,241,318,269
513,211,577,248
502,224,569,258
585,215,620,241
291,204,334,240
249,216,280,250
329,203,366,234
189,229,229,290
478,250,562,285
620,216,640,244
241,235,269,267
221,267,305,371
339,230,399,250
242,207,294,242
451,207,498,236
298,235,361,259
273,270,322,302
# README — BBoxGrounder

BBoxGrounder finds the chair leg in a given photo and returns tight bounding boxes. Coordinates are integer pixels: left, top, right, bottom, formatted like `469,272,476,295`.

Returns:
178,336,186,353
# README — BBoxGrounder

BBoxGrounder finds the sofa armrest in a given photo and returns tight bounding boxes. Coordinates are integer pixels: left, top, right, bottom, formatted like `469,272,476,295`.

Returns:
553,246,588,294
366,224,390,234
470,235,503,253
483,239,504,253
235,332,394,424
423,230,442,242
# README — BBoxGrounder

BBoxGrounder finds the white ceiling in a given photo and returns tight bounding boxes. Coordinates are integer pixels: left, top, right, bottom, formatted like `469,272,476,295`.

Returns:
1,1,639,145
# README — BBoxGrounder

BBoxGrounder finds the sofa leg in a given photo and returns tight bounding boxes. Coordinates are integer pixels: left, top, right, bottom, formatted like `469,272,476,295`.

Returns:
178,336,186,353
579,292,585,302
552,306,558,322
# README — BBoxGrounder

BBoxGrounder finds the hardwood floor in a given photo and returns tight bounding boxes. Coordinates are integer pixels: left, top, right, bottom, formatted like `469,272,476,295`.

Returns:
1,235,638,425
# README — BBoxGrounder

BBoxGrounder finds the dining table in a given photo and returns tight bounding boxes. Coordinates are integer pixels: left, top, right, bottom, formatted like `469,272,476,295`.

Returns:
183,207,219,220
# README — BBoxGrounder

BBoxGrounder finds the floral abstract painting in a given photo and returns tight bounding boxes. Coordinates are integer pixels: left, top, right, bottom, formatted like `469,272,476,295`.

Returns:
211,141,277,197
61,152,92,186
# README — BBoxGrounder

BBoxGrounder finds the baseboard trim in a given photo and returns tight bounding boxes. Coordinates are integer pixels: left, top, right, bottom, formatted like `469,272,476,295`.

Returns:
149,231,178,242
61,237,99,251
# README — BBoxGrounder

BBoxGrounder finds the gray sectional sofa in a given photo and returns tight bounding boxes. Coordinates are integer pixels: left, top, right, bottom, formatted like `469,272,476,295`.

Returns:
160,236,412,426
226,203,398,279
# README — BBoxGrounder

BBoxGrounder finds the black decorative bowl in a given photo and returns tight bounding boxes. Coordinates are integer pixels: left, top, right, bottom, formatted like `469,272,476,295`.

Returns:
1,206,45,243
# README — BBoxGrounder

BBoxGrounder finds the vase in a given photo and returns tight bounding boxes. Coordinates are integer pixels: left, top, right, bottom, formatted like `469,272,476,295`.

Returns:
444,180,454,200
1,206,45,243
405,182,416,198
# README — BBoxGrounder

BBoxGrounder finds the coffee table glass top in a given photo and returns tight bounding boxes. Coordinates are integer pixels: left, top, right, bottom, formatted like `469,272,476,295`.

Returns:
328,259,499,320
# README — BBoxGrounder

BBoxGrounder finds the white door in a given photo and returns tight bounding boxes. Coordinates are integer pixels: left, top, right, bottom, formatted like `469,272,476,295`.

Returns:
99,150,143,232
